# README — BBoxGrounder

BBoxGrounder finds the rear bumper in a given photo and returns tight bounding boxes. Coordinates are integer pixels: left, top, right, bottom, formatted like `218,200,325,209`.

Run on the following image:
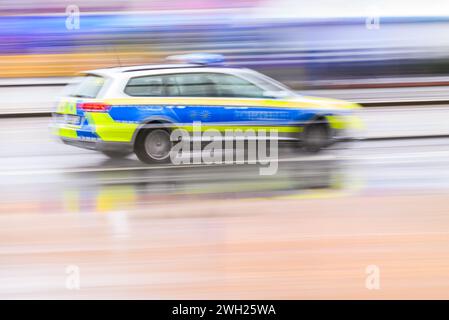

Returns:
61,137,134,153
50,121,133,153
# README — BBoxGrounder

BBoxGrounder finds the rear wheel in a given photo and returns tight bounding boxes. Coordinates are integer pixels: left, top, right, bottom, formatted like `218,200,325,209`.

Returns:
302,122,331,153
135,128,172,164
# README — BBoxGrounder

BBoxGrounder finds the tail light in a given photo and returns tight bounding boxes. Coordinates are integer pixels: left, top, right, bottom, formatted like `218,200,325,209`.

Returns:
77,102,111,112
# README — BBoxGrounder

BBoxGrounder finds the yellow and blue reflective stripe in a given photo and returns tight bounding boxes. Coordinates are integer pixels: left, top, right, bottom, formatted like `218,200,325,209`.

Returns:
54,96,361,143
177,124,303,133
85,113,138,142
104,96,361,110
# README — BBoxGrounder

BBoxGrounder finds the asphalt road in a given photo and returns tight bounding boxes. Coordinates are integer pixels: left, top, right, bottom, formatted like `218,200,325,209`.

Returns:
1,116,449,298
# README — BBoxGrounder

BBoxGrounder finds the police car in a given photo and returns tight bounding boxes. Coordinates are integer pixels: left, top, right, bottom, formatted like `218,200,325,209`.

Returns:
52,54,360,164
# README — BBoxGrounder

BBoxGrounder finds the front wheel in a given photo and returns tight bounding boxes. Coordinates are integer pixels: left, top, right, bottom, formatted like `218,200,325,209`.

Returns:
134,128,172,164
302,122,332,153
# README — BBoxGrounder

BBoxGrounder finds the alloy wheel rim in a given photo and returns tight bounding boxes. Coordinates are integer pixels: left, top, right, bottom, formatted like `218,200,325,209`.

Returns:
144,130,171,160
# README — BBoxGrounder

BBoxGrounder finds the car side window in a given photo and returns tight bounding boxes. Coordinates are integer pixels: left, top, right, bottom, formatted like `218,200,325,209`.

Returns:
169,73,266,98
125,72,267,98
170,73,219,97
206,73,265,98
125,75,164,96
164,74,181,96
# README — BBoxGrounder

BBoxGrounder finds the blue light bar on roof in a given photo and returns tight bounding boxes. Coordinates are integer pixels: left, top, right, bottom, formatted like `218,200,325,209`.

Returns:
166,53,225,65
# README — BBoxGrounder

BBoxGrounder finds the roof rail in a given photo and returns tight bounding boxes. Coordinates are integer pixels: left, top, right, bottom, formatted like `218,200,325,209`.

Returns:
121,64,208,73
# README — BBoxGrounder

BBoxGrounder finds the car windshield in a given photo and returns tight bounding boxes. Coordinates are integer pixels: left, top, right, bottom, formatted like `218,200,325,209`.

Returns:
67,75,105,98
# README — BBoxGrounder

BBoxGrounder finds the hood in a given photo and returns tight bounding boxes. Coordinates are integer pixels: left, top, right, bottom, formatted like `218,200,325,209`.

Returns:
289,95,361,111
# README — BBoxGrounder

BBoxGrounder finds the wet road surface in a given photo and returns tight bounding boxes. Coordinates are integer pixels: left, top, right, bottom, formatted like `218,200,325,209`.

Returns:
1,117,449,298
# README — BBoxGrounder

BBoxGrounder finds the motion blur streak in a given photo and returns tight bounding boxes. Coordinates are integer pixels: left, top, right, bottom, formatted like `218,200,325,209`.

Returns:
1,0,449,83
2,0,449,300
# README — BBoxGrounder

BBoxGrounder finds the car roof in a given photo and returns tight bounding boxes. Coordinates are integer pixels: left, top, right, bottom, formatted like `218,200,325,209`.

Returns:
84,63,226,77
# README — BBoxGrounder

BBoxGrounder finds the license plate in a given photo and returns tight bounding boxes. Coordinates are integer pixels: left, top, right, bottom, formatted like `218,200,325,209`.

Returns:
63,114,81,125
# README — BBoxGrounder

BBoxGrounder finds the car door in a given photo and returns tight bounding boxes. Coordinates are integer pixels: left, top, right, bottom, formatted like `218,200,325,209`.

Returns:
122,73,226,128
200,72,294,128
164,72,294,130
162,73,225,128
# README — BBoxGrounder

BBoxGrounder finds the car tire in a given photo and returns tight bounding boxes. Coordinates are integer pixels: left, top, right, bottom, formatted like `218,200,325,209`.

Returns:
302,121,331,153
134,128,173,164
101,150,132,159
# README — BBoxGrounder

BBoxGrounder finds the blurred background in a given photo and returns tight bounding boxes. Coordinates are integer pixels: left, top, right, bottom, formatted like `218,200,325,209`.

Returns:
2,0,449,299
2,0,449,83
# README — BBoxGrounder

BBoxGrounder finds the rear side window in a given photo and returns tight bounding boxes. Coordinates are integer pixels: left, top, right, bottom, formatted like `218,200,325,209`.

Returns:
68,75,105,98
125,76,164,96
124,72,266,98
